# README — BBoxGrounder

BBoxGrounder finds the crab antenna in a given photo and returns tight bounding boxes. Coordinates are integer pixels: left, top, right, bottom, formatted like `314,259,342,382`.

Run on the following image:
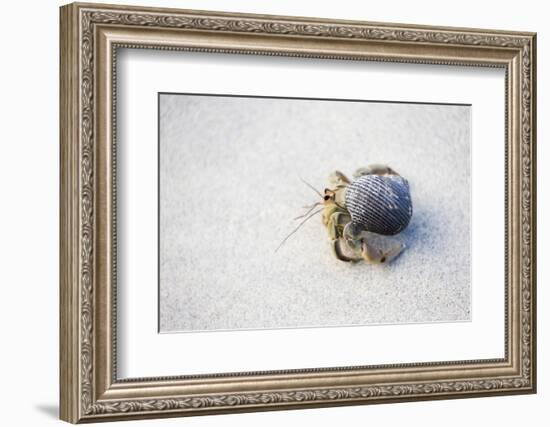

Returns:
274,208,323,253
294,202,322,220
299,177,323,198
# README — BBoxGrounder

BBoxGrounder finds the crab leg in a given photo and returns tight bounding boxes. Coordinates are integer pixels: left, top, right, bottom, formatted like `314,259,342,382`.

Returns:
327,211,362,262
360,240,405,264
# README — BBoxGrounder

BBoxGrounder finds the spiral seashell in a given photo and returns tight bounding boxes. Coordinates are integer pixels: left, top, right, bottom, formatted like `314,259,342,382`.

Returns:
345,174,413,235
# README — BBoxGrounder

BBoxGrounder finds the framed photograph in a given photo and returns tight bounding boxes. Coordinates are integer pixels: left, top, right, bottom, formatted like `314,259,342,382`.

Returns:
60,2,537,423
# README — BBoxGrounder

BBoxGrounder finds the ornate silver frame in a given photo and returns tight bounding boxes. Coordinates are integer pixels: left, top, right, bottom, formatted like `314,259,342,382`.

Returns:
60,2,536,423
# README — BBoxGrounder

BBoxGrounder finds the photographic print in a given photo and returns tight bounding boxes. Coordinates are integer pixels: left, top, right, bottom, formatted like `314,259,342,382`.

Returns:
158,93,471,332
60,4,536,421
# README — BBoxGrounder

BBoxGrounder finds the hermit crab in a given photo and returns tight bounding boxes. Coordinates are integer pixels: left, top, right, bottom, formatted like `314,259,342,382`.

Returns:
277,165,413,264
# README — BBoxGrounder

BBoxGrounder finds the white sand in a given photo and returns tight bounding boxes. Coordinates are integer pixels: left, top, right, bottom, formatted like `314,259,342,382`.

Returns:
159,94,471,332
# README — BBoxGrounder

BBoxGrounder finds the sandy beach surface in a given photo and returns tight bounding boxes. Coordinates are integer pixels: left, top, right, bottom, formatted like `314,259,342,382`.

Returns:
159,94,471,332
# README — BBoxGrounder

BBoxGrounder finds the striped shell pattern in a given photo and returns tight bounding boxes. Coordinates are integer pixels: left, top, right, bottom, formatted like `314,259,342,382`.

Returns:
344,174,413,236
